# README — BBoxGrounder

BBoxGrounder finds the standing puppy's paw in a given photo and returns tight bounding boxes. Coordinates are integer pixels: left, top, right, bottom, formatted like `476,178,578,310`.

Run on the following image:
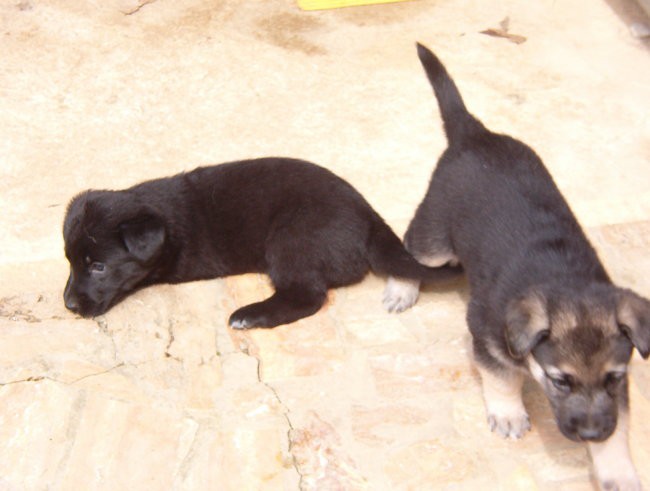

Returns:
598,474,641,491
590,426,641,491
487,411,531,440
477,368,530,440
383,277,420,313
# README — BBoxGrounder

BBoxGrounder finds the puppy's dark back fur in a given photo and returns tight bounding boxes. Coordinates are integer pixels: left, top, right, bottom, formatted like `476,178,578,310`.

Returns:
64,157,461,322
398,45,650,477
413,45,609,305
66,159,372,282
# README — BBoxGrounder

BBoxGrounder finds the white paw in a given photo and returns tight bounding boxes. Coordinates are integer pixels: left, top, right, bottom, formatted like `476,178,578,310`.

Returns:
229,319,249,330
487,410,531,440
598,474,642,491
593,450,641,491
477,368,529,440
589,415,640,491
382,277,420,313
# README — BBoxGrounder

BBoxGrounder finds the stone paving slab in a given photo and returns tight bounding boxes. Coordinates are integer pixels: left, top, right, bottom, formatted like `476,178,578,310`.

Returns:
1,1,649,489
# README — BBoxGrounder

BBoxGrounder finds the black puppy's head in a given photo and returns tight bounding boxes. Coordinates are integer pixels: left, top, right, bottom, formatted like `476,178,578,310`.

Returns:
63,190,166,317
505,283,650,443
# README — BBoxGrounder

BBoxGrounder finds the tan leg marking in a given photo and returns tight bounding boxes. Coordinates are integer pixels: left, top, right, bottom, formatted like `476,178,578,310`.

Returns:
417,251,459,268
589,411,641,491
476,364,531,439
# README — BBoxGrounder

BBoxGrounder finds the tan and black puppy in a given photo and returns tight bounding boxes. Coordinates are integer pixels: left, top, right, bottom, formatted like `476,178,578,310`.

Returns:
384,44,650,490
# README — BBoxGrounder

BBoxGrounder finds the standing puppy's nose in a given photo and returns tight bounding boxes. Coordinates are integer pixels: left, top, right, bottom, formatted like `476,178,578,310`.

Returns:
578,426,602,441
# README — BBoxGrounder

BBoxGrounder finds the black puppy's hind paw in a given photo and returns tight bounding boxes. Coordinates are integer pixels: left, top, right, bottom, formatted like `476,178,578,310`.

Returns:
228,307,264,330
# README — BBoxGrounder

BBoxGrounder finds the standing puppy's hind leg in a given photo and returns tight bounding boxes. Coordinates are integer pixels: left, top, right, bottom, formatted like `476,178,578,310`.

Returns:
229,285,327,329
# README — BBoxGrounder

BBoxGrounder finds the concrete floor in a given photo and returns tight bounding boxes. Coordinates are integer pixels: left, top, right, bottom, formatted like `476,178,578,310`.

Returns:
1,0,649,489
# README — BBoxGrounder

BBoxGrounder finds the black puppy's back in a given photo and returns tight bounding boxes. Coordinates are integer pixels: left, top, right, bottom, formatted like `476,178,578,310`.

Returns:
64,157,461,327
153,158,457,285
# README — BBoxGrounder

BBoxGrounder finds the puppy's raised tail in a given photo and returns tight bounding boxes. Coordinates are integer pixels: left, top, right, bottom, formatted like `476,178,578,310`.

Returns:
368,218,462,282
416,42,485,143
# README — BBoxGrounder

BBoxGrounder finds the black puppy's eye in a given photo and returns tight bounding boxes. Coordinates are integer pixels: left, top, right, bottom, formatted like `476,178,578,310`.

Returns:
89,262,105,273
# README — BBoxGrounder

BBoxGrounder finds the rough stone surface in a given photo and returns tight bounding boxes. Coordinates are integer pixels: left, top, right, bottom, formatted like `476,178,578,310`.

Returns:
1,0,649,489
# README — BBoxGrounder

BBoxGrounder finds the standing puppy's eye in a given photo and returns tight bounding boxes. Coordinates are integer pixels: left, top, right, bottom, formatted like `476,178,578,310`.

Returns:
549,374,573,393
605,371,626,391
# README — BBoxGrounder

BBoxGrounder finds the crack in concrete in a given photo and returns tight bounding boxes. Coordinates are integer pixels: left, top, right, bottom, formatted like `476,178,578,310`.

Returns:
122,0,157,16
164,319,182,362
174,417,205,485
226,327,304,484
0,295,63,323
251,354,305,487
54,389,87,482
94,317,118,362
0,375,48,386
0,362,126,388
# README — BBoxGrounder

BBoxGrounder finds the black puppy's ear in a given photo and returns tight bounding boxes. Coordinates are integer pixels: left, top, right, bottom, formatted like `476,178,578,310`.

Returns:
505,290,550,359
120,216,165,263
616,289,650,359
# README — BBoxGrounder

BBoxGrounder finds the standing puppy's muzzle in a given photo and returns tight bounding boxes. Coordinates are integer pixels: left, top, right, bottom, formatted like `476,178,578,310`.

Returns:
555,389,618,443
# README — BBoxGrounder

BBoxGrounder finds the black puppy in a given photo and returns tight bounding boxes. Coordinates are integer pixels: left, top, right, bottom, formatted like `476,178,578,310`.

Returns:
63,157,460,328
383,44,650,490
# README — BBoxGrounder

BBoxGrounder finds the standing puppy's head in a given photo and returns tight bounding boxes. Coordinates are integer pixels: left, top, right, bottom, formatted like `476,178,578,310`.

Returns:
505,284,650,442
63,190,166,317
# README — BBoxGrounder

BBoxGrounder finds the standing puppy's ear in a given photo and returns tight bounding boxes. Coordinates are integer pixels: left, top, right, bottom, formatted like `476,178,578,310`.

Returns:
120,215,165,264
616,289,650,359
505,290,550,359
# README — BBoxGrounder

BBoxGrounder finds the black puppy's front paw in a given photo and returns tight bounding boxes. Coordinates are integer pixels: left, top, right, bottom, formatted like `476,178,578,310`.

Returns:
229,315,251,330
228,289,326,329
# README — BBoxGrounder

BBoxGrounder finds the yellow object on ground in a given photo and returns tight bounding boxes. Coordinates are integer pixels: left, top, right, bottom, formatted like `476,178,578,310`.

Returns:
298,0,411,11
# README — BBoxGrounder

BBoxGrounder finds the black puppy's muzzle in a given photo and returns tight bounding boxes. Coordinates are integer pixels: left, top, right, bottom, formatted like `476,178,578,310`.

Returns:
63,274,80,313
63,273,103,317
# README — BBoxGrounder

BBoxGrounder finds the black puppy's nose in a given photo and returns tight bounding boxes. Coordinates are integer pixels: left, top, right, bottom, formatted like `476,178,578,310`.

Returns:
65,295,79,312
64,273,80,312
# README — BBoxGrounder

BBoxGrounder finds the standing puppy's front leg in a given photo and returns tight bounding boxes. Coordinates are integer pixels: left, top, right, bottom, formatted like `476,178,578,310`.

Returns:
589,410,641,491
475,362,531,440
